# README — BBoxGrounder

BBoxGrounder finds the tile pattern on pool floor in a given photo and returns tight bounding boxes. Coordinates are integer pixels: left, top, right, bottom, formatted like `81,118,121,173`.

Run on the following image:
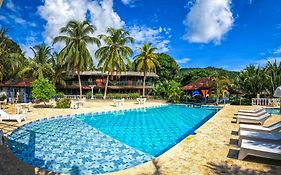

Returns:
79,105,217,156
8,117,153,175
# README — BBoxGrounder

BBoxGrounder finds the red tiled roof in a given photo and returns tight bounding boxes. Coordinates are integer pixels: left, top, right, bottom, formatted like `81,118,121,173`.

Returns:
181,77,214,91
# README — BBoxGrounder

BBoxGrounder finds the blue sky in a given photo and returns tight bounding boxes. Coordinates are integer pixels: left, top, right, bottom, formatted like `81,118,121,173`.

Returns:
0,0,281,71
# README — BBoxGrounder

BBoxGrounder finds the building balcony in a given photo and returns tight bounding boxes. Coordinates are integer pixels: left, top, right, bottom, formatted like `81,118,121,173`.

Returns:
61,80,155,89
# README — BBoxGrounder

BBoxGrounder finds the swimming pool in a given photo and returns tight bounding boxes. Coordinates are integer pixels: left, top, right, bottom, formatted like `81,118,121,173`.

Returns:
8,105,218,174
266,108,281,115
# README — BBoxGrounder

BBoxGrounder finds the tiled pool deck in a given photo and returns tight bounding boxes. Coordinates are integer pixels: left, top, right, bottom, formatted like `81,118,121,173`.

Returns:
1,100,281,175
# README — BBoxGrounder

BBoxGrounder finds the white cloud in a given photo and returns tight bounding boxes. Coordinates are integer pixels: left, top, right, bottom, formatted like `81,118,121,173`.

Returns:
129,26,171,53
273,46,281,54
14,17,26,24
38,0,169,64
256,57,281,66
38,0,124,50
183,0,234,44
175,58,191,64
0,15,6,21
6,0,15,11
121,0,138,7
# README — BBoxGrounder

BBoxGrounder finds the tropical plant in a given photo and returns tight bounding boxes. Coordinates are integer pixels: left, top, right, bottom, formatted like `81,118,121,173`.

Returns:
155,80,183,103
236,65,266,98
0,28,24,81
53,20,100,97
56,98,71,108
32,78,56,105
51,52,68,86
95,27,134,99
18,44,53,79
264,60,281,97
134,43,159,96
210,72,229,104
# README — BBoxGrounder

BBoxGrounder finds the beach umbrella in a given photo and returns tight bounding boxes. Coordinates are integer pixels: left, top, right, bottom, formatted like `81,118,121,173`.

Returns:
274,86,281,112
192,90,201,97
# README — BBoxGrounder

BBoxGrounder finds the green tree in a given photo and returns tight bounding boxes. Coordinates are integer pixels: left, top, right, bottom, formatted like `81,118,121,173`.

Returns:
18,44,53,79
134,43,159,96
210,72,229,104
265,60,281,97
236,65,266,98
32,78,56,105
95,27,134,99
156,53,180,82
54,20,100,97
0,28,24,81
154,80,183,103
51,52,68,86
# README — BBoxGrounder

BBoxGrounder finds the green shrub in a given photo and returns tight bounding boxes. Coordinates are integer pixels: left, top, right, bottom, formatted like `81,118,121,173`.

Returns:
95,93,104,98
32,78,56,104
86,91,93,99
56,92,64,98
56,98,71,108
106,93,140,99
0,93,7,101
230,98,252,105
128,93,140,99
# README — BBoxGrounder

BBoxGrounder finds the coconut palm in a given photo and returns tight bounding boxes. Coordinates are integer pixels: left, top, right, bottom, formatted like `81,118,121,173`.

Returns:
265,60,281,97
51,52,68,86
0,28,24,81
236,65,266,98
95,27,134,99
53,20,100,98
134,43,159,96
18,44,53,79
210,72,229,104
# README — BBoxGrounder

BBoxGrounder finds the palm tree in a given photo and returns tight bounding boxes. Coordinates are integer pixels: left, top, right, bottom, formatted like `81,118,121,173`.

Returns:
51,52,68,86
18,44,53,79
95,27,134,99
134,43,159,96
265,60,281,97
210,72,229,104
53,20,100,98
0,28,24,81
236,65,266,98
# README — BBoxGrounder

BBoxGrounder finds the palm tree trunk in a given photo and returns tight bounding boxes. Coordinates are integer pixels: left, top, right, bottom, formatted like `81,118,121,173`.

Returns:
103,74,109,100
142,72,146,97
77,71,83,98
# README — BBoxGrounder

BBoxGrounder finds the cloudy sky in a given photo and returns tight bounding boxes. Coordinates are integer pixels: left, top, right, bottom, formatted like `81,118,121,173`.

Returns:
0,0,281,70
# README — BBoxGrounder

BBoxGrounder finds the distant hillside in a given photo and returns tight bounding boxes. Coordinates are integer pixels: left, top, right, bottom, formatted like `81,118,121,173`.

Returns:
179,67,239,80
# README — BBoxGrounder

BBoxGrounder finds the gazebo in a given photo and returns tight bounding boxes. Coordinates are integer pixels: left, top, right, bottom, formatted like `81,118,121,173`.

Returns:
181,77,214,104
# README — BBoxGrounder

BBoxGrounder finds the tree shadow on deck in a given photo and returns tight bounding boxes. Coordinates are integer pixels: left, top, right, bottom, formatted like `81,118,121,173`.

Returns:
206,161,281,175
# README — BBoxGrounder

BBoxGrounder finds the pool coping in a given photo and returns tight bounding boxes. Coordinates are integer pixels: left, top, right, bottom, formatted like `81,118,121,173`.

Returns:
7,104,223,175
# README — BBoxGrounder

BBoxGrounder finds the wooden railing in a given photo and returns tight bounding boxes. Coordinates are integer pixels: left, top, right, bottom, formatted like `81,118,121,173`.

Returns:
252,98,280,106
64,95,87,99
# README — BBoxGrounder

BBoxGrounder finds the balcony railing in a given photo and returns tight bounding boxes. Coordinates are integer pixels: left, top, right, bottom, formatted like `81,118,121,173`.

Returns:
252,98,280,106
65,81,155,87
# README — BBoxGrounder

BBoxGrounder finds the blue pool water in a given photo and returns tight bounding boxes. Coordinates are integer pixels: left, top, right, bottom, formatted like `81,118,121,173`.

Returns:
266,108,281,115
8,105,218,174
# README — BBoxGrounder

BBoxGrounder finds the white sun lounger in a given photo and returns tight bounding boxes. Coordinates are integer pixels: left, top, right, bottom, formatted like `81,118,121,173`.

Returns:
239,121,281,134
236,113,271,125
238,139,281,160
239,130,281,145
237,110,267,117
238,108,265,114
0,109,26,123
